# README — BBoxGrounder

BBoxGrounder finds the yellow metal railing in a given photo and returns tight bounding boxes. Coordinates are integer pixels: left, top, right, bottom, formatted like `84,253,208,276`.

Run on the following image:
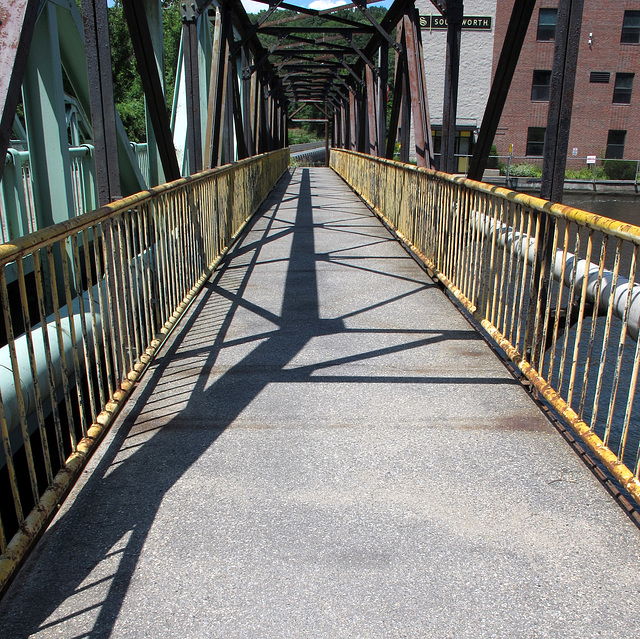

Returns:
0,148,289,592
331,148,640,505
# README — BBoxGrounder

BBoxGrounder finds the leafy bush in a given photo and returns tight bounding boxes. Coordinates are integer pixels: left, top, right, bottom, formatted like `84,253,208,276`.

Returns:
288,128,319,145
564,166,606,180
507,163,543,178
602,159,638,180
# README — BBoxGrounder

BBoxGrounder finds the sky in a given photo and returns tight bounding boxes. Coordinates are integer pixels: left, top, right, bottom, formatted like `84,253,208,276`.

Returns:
106,1,393,13
241,0,393,14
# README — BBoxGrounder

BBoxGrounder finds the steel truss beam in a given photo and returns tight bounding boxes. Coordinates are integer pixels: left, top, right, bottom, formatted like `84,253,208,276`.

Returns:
467,0,536,181
0,0,39,184
122,0,181,181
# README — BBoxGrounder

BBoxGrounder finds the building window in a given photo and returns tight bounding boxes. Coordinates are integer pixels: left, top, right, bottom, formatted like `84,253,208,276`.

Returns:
531,70,552,101
526,127,546,156
590,71,610,84
537,8,557,41
621,10,640,44
605,130,626,159
613,73,634,103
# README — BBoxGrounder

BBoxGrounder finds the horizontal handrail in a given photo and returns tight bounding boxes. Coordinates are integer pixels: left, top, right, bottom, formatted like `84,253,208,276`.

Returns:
0,148,289,594
331,148,640,507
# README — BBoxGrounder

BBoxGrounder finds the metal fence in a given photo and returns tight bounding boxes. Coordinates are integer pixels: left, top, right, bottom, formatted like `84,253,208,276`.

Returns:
1,143,154,247
1,146,98,244
0,148,289,593
486,155,640,188
331,148,640,506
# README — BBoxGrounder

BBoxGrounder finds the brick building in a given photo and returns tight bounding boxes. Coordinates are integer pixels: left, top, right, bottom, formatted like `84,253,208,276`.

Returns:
493,0,640,161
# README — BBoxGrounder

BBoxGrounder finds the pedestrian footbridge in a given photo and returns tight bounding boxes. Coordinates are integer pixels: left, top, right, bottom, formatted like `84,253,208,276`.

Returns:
1,150,640,636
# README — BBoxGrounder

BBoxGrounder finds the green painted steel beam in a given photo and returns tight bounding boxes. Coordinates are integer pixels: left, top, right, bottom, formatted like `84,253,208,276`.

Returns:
22,3,76,228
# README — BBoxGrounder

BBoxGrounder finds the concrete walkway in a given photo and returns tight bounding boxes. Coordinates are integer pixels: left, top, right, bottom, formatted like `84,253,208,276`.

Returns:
1,167,640,638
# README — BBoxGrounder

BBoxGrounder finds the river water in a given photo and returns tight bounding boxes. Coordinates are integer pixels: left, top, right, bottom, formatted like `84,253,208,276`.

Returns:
520,192,640,470
563,192,640,226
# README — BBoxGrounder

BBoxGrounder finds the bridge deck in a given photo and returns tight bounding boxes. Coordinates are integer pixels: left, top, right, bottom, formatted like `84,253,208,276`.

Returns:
1,167,640,637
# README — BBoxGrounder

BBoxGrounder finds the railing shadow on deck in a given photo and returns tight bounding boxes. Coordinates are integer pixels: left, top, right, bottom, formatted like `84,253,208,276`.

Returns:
0,167,521,636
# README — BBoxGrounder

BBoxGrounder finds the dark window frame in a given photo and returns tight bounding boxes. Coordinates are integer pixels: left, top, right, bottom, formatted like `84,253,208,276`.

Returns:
531,70,552,101
537,8,557,41
605,130,627,159
621,10,640,45
526,127,546,157
613,73,634,104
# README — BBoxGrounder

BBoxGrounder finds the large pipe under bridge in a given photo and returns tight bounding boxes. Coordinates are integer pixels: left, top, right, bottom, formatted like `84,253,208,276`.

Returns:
0,149,289,593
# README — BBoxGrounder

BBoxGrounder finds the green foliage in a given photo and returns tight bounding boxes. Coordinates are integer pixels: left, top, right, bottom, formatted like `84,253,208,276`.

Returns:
564,166,606,179
505,163,543,178
602,159,638,180
487,144,499,169
288,128,320,145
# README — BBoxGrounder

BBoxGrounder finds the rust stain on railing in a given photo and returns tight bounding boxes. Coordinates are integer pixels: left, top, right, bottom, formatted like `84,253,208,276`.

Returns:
331,148,640,507
0,149,289,594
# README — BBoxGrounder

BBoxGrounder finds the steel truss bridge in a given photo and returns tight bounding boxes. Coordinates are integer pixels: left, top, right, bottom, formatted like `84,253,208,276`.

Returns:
1,0,640,634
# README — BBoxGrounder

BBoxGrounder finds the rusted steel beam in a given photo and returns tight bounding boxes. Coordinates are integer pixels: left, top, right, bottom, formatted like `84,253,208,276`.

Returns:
353,0,401,52
365,66,377,155
0,0,39,184
230,51,249,160
529,0,585,368
81,0,121,204
386,23,405,159
182,17,203,173
441,0,462,173
259,26,375,35
467,0,536,181
377,43,388,159
403,10,433,168
122,0,180,181
541,0,584,204
349,89,357,151
208,5,231,167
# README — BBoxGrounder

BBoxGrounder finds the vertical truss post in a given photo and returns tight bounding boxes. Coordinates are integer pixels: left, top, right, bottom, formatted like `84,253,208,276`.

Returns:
541,0,584,203
349,89,357,151
441,0,463,173
223,61,235,162
403,9,433,168
250,70,258,155
254,75,263,153
528,0,584,368
468,0,536,181
386,21,404,159
205,4,230,168
341,99,348,149
242,47,254,156
230,52,248,160
23,4,76,227
141,0,165,187
365,65,377,155
357,85,367,153
181,9,202,173
325,101,330,165
0,0,39,184
81,0,121,203
377,42,388,159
